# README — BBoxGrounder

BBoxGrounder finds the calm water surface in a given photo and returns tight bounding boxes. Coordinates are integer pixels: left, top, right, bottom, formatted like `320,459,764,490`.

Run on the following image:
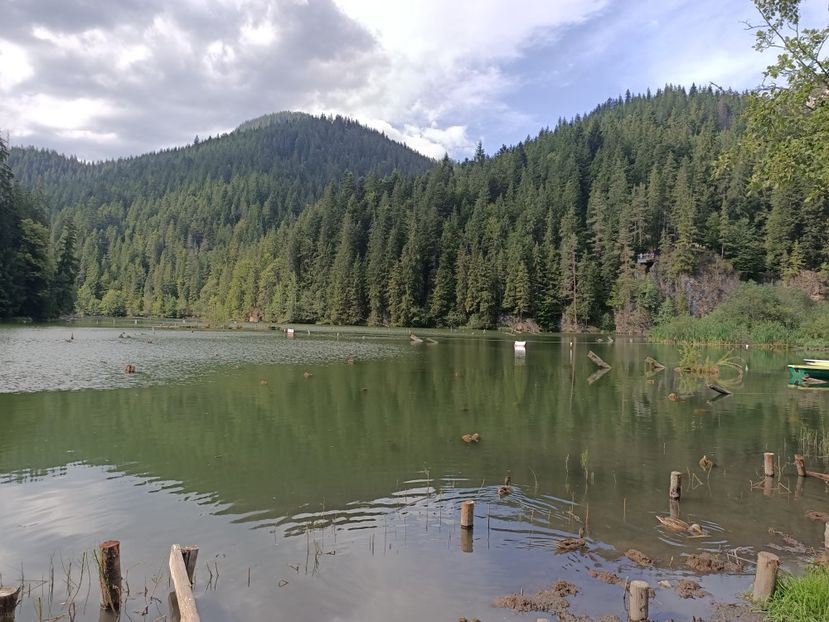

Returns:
0,326,827,621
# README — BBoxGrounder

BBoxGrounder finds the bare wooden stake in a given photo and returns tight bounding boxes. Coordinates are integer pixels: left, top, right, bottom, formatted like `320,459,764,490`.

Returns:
98,540,121,612
0,586,21,620
764,452,775,478
628,580,649,621
794,454,807,478
169,545,200,622
825,522,829,550
752,551,779,603
460,500,475,530
669,471,682,500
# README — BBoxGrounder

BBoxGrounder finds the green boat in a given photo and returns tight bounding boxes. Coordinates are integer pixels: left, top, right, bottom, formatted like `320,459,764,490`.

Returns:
788,361,829,387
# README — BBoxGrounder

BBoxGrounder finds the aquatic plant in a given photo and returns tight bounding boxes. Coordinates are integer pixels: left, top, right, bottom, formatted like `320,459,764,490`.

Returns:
763,564,829,622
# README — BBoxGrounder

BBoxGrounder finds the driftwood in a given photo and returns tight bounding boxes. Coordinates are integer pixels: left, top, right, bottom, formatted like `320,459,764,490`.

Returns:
409,334,424,344
169,545,200,622
644,356,665,371
794,455,829,482
707,383,732,396
587,350,611,369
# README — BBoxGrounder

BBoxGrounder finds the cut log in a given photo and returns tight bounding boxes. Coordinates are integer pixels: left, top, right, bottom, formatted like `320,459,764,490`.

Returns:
0,586,20,618
587,350,611,369
98,540,121,612
169,545,200,622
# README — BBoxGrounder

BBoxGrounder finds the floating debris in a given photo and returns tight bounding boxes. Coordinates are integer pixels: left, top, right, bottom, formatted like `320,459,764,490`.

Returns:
494,581,578,613
675,579,708,599
461,433,481,444
699,455,715,471
685,553,741,573
625,549,654,567
555,538,586,553
587,569,621,585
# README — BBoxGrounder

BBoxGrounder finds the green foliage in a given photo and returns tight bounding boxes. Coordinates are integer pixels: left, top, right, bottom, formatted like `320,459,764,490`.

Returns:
8,88,827,332
649,282,829,346
763,564,829,622
742,1,829,201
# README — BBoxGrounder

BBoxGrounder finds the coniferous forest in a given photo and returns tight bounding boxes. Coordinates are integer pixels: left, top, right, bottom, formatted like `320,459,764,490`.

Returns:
3,87,828,333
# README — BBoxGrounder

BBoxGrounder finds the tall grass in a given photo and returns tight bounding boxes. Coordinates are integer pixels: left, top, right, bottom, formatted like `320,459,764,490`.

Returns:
763,564,829,622
649,283,829,348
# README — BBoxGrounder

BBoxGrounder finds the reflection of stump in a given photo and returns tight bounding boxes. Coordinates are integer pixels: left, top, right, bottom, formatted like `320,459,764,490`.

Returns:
763,476,774,497
460,528,473,553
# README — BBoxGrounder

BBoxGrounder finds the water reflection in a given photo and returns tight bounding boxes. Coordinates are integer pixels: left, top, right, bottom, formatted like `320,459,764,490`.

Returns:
1,329,828,621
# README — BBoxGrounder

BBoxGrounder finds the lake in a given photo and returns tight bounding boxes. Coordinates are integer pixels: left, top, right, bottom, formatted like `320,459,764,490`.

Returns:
0,325,827,621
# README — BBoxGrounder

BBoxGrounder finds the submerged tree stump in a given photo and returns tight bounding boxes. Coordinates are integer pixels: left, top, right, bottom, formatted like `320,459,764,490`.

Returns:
670,471,682,500
587,350,611,369
98,540,121,612
764,452,775,478
0,587,20,619
460,500,475,529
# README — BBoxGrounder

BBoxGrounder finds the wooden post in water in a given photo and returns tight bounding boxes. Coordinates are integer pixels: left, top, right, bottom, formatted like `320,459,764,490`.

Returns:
460,500,475,529
795,454,807,478
669,499,680,520
0,587,20,620
628,580,649,621
98,540,121,612
764,452,775,477
752,551,779,603
824,522,829,550
169,545,200,622
180,546,199,584
669,471,681,500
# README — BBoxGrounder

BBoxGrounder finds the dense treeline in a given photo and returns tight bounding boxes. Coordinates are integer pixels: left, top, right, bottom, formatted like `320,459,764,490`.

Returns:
0,138,78,319
8,88,829,329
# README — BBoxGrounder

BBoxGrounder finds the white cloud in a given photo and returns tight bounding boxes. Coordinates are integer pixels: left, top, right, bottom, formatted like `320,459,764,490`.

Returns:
0,39,34,90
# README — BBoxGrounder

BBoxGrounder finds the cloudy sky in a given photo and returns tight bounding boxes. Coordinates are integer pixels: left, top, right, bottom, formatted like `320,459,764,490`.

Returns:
1,0,826,161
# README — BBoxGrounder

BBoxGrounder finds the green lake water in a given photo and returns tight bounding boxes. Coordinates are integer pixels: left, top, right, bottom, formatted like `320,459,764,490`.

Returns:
0,325,827,621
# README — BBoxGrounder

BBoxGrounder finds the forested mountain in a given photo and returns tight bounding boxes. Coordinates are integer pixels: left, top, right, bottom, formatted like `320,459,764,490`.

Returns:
0,138,76,319
7,88,829,329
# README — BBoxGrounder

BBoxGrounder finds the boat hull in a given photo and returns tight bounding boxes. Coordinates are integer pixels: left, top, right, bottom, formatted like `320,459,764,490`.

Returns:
789,364,829,387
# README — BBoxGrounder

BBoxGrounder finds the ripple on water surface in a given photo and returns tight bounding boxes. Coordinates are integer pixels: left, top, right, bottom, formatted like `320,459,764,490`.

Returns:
0,327,404,393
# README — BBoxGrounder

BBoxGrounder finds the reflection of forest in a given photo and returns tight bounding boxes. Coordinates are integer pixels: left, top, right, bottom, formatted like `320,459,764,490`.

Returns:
1,338,826,558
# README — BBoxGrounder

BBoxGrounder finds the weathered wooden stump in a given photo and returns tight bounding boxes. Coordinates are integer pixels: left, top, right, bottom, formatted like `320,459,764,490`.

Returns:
628,580,649,621
764,452,775,478
795,453,807,477
752,551,779,603
98,540,121,612
669,471,682,500
180,546,199,584
0,586,21,620
460,500,475,530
